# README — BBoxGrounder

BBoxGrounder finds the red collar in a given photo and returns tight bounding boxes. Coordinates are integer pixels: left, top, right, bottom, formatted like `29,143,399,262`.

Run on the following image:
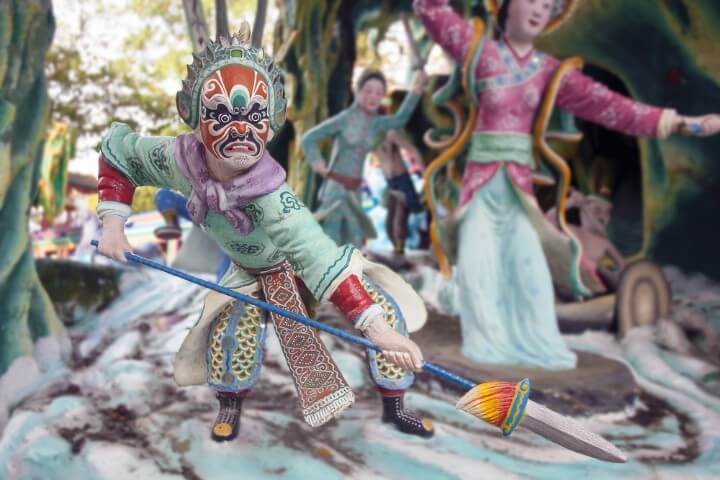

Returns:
503,36,535,65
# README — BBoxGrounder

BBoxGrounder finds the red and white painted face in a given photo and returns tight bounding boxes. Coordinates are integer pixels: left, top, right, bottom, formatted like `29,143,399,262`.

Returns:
199,65,271,170
356,78,386,114
505,0,553,44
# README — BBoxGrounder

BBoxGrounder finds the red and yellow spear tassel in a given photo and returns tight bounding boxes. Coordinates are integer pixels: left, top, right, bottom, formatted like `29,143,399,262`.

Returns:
456,379,531,437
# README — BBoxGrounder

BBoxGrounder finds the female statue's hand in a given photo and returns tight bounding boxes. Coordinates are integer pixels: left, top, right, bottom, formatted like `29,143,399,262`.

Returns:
311,161,329,176
411,70,428,95
679,114,720,137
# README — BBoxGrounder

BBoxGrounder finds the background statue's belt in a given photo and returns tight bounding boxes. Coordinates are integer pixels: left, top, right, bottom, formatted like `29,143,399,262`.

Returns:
326,171,362,190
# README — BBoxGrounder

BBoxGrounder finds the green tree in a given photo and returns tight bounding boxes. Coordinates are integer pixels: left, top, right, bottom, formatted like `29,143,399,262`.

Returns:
47,0,192,142
0,0,67,375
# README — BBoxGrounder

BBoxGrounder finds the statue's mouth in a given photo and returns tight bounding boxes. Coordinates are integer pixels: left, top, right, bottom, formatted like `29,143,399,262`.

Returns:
219,130,259,157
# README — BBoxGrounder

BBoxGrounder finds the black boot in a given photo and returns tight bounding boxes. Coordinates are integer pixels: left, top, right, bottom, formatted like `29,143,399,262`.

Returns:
211,391,245,442
381,392,434,438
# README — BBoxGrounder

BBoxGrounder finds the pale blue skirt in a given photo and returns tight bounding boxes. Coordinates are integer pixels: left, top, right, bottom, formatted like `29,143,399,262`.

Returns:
317,179,376,248
455,168,577,369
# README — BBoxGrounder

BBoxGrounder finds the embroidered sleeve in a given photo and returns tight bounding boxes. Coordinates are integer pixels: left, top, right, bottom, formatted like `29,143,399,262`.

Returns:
97,153,135,221
99,122,188,190
556,69,665,138
251,184,363,302
98,154,135,205
329,275,377,328
413,0,475,63
301,113,345,167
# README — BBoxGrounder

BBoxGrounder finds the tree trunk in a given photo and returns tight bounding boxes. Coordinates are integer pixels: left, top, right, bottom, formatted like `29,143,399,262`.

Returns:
0,0,66,375
215,0,229,41
251,0,268,48
182,0,211,52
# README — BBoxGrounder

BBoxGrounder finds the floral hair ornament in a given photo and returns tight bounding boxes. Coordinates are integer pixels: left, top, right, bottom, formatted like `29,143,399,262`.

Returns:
484,0,578,33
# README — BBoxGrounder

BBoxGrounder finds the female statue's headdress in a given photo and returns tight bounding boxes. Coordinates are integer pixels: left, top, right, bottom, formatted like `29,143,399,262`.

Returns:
485,0,578,33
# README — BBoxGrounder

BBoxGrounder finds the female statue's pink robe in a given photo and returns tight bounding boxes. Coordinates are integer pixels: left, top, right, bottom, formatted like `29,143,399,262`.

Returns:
415,0,673,368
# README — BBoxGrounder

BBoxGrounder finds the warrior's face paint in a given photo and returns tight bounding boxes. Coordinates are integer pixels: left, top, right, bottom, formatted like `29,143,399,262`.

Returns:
506,0,553,43
199,65,271,170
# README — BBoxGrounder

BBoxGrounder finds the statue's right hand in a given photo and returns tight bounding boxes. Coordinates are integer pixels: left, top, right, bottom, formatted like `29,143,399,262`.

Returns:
567,189,585,206
411,70,428,95
312,161,329,176
362,314,424,372
97,215,133,262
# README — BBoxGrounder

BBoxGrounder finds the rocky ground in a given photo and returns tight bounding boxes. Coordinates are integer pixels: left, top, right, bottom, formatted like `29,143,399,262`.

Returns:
1,258,720,479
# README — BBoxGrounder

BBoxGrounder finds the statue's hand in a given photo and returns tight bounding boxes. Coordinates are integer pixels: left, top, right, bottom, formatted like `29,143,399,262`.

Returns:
566,189,585,207
411,70,428,95
98,215,133,262
362,314,424,372
679,114,720,137
311,161,329,176
700,114,720,137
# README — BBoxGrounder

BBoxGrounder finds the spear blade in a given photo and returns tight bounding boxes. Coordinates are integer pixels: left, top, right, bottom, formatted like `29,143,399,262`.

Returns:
522,399,627,463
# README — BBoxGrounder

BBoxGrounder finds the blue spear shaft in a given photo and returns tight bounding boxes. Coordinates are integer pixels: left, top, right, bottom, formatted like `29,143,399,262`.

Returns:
90,240,475,390
89,241,630,462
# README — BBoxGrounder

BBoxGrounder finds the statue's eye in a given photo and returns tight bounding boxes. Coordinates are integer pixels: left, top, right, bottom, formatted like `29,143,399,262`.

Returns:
219,113,231,123
249,112,261,123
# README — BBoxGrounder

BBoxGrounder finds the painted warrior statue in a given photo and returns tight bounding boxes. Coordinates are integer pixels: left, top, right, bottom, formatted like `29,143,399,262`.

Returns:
414,0,720,369
95,25,434,441
302,69,427,249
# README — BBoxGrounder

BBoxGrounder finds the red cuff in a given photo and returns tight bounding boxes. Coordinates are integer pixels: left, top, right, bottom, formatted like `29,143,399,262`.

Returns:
377,387,405,397
98,153,135,205
329,275,375,324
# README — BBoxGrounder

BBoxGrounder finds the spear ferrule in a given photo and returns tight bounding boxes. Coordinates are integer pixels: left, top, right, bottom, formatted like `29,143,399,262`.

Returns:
500,378,530,436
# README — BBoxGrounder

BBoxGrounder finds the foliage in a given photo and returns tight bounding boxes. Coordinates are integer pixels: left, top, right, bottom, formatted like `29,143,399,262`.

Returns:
47,0,267,169
46,1,191,142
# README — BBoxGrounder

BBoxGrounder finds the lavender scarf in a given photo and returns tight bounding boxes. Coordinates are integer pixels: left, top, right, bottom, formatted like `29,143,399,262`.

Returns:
174,133,286,234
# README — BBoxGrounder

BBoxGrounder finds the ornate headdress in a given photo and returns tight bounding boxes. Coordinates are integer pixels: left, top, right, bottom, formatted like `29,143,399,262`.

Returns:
484,0,578,33
176,23,287,132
